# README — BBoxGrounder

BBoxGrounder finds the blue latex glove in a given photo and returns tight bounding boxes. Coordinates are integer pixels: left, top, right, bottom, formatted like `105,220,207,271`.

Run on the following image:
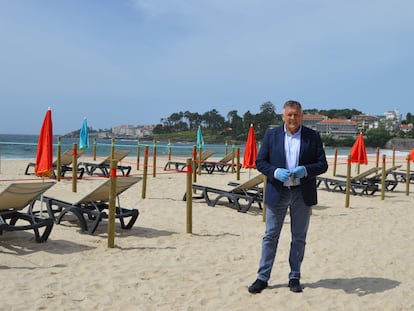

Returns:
274,168,290,182
292,166,306,179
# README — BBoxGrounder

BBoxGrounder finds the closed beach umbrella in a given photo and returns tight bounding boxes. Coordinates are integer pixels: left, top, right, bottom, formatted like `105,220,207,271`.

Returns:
196,125,204,151
350,133,368,165
243,124,257,169
35,108,53,177
410,148,414,162
79,117,89,151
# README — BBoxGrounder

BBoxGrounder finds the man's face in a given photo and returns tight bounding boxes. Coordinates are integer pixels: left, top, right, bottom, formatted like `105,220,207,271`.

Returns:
282,106,303,134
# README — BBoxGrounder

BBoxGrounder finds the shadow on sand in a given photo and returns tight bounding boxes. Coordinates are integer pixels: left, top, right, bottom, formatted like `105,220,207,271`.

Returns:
304,277,400,296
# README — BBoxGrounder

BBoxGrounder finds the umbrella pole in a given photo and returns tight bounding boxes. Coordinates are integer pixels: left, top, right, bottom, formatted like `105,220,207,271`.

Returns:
39,177,45,218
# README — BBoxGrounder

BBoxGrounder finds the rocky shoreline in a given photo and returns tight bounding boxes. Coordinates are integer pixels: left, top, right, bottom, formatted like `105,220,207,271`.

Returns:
385,138,414,150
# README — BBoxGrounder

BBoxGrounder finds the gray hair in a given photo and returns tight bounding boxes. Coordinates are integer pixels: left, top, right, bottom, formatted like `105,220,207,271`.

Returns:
283,100,302,110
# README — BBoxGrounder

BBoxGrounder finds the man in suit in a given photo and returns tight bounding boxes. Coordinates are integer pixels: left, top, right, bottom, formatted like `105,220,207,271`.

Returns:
248,100,328,294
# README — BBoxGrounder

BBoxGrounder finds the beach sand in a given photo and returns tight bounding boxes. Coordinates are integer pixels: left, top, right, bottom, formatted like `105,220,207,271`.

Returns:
1,156,414,311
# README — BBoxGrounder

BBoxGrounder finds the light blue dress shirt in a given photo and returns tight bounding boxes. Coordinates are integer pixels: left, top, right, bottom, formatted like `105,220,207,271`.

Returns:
284,126,301,186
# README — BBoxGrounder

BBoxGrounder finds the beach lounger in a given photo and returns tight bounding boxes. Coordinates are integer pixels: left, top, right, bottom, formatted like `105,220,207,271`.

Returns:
316,165,401,194
0,181,55,242
203,153,235,173
316,167,380,195
361,165,401,191
81,149,132,177
392,170,414,183
183,174,265,212
25,150,85,178
41,177,141,234
334,167,379,183
316,176,379,195
164,150,217,174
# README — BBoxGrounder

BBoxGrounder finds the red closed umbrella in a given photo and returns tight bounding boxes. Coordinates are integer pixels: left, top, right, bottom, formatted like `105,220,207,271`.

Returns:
350,133,368,165
243,124,257,169
35,108,53,177
350,133,367,174
410,148,414,162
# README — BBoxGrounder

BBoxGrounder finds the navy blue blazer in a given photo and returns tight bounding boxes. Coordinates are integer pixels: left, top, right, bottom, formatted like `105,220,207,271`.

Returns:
256,125,328,207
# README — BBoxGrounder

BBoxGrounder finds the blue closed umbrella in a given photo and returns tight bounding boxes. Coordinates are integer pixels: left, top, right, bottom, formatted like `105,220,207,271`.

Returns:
79,117,89,151
196,126,204,151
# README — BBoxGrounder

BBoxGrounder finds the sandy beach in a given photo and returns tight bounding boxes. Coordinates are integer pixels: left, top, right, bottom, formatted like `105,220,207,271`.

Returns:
1,155,414,311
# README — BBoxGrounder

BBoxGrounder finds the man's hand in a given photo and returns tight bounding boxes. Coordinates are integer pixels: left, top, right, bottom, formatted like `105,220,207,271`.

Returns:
292,166,306,179
274,168,290,182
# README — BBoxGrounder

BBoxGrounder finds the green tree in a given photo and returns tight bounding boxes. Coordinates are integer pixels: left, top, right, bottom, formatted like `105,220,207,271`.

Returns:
255,101,277,139
243,111,255,129
303,108,319,114
406,112,413,124
319,108,362,119
184,111,202,130
227,110,243,135
166,112,184,127
365,128,393,148
202,109,225,130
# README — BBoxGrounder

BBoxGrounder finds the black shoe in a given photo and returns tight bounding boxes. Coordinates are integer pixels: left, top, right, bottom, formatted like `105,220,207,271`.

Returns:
248,279,268,294
288,279,303,293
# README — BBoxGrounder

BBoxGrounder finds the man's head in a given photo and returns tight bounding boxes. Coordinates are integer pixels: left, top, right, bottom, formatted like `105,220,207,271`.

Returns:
282,100,303,134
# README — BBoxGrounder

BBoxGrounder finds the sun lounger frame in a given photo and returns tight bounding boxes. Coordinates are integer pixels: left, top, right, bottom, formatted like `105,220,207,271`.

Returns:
41,177,141,234
82,149,132,177
0,182,56,242
183,174,264,212
164,150,217,174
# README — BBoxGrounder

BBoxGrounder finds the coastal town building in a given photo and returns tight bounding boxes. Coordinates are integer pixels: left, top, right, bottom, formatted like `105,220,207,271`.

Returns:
380,109,402,132
400,123,413,133
351,114,379,132
111,124,156,138
315,119,359,138
302,114,327,130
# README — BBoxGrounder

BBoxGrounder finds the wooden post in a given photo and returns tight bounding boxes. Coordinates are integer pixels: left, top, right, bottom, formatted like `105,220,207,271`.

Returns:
345,155,351,208
168,139,172,161
231,150,235,169
333,148,338,176
142,146,149,199
381,154,386,200
406,154,411,196
376,147,380,169
231,148,235,173
107,159,117,248
136,139,140,171
186,158,193,234
198,148,202,176
165,140,172,170
56,136,61,181
236,147,240,181
72,143,78,193
152,139,157,177
111,138,115,159
392,147,396,167
192,146,197,185
93,137,97,161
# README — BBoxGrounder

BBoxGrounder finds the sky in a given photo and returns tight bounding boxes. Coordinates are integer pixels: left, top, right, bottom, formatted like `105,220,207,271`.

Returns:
1,0,413,135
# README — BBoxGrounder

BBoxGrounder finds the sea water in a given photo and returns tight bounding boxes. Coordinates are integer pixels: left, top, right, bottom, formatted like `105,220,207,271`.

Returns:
0,134,247,160
0,133,408,160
